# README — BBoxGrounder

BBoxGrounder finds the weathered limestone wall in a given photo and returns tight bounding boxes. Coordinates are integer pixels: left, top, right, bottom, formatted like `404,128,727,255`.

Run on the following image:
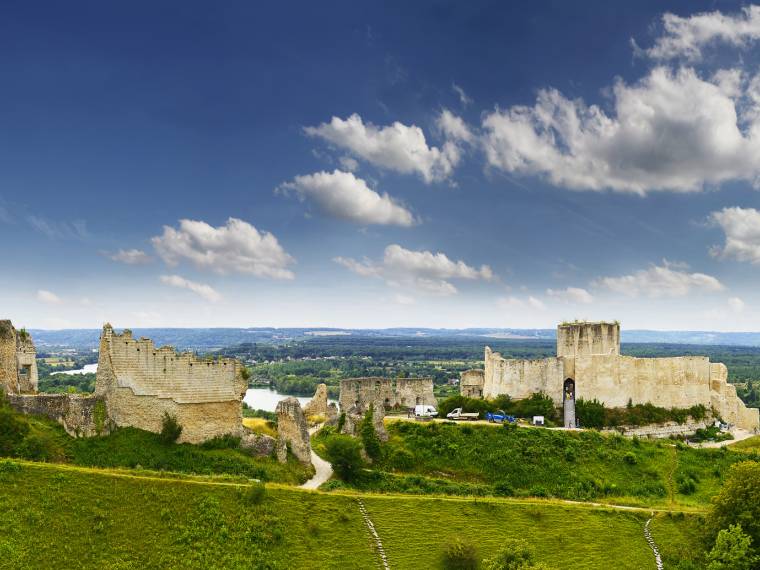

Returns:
479,321,760,432
0,320,38,394
608,420,709,439
8,393,105,437
303,383,328,417
96,324,247,443
339,377,435,411
275,397,312,464
483,347,564,400
557,321,620,358
0,320,17,395
460,369,485,398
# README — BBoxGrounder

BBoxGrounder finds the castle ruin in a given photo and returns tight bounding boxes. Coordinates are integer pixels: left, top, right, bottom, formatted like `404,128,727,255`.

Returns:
3,321,249,444
339,376,435,412
461,321,760,432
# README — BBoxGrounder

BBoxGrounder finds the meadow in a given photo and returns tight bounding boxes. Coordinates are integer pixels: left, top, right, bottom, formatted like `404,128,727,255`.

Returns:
317,420,753,509
0,459,704,569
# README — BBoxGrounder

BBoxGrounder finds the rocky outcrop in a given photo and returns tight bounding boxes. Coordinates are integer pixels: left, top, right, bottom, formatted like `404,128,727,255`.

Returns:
240,430,276,457
275,397,312,465
303,383,328,417
326,402,339,426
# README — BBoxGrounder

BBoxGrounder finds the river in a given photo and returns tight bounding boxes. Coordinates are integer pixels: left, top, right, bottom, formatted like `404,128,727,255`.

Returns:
244,387,337,412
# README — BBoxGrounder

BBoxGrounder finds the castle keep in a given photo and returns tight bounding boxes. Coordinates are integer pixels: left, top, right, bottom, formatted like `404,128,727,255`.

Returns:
461,321,760,431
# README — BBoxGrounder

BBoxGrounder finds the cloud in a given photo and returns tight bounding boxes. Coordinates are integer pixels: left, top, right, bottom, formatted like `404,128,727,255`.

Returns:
304,113,460,183
498,295,547,311
334,244,493,296
339,156,359,172
593,261,724,298
107,248,153,265
37,289,61,304
394,293,415,305
728,296,746,313
546,287,594,304
160,275,221,303
27,216,89,240
436,109,475,144
637,5,760,61
151,218,294,279
452,83,473,107
710,207,760,264
481,65,760,194
278,170,417,226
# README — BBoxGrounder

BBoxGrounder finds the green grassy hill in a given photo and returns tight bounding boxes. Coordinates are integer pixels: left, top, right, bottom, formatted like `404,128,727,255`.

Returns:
317,420,754,509
0,459,703,569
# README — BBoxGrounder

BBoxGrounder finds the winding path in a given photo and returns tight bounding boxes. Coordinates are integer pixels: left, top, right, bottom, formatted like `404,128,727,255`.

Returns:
644,517,663,570
300,426,334,490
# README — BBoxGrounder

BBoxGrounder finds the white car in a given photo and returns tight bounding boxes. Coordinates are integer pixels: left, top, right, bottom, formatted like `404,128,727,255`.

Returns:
414,404,438,418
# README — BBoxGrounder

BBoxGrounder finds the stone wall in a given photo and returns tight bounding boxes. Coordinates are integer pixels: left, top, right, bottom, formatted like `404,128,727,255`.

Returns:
557,321,620,358
8,393,105,437
607,420,709,439
339,377,435,411
0,320,38,395
303,383,328,417
95,324,247,443
275,397,311,464
479,321,760,432
460,369,485,398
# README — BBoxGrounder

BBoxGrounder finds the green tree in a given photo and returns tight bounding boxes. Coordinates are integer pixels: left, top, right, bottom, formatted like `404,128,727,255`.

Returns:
706,525,756,570
360,404,382,462
708,461,760,545
159,412,183,444
575,398,605,429
323,435,364,482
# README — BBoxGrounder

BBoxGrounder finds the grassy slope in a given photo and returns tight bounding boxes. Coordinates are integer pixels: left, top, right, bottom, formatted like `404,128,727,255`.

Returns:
7,411,311,485
318,421,753,508
0,459,704,570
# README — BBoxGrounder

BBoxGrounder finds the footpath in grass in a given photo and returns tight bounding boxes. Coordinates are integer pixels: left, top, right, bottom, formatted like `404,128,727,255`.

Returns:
0,459,705,570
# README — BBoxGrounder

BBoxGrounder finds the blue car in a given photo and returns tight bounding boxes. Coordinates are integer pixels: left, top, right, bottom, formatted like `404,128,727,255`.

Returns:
486,410,516,423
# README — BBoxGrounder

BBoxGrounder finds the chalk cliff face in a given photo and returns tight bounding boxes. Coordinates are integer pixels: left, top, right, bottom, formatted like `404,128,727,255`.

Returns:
466,321,759,432
95,324,247,443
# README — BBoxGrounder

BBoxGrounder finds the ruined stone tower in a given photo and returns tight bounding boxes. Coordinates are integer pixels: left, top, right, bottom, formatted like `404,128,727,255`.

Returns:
0,320,38,395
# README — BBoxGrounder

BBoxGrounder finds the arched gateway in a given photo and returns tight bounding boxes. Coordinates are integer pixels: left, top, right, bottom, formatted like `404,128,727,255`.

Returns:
563,378,575,429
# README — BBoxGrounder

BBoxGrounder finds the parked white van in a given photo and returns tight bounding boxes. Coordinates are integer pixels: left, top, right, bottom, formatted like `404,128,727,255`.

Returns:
415,405,438,418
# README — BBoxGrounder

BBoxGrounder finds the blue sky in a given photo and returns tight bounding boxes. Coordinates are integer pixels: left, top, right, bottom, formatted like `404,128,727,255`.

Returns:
2,1,760,330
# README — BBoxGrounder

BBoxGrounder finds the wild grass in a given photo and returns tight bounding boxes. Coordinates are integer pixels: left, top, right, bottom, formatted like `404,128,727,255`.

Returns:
0,459,705,569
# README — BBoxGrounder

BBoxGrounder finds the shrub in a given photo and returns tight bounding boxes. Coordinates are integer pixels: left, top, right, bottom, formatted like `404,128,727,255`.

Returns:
360,404,382,462
576,398,605,429
243,482,267,505
482,538,534,570
0,406,29,456
159,413,182,444
677,476,697,495
336,413,346,432
200,434,241,450
323,435,364,482
442,537,478,570
708,461,760,544
706,524,757,570
623,452,637,465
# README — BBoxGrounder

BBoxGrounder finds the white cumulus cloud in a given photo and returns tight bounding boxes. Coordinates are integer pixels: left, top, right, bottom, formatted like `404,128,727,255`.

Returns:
637,5,760,61
593,261,724,298
498,296,547,311
547,287,594,304
334,244,493,296
710,206,760,264
728,296,746,313
151,218,294,279
482,64,760,194
304,113,460,183
108,248,152,265
278,170,417,226
160,275,221,303
37,289,61,304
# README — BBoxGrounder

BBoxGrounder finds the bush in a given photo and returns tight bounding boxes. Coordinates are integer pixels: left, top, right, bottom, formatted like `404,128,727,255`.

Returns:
243,482,267,505
360,404,382,462
708,461,760,544
0,407,30,456
482,538,535,570
706,524,757,570
623,452,637,465
576,398,605,429
442,537,478,570
323,435,364,482
200,434,241,450
159,413,182,444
